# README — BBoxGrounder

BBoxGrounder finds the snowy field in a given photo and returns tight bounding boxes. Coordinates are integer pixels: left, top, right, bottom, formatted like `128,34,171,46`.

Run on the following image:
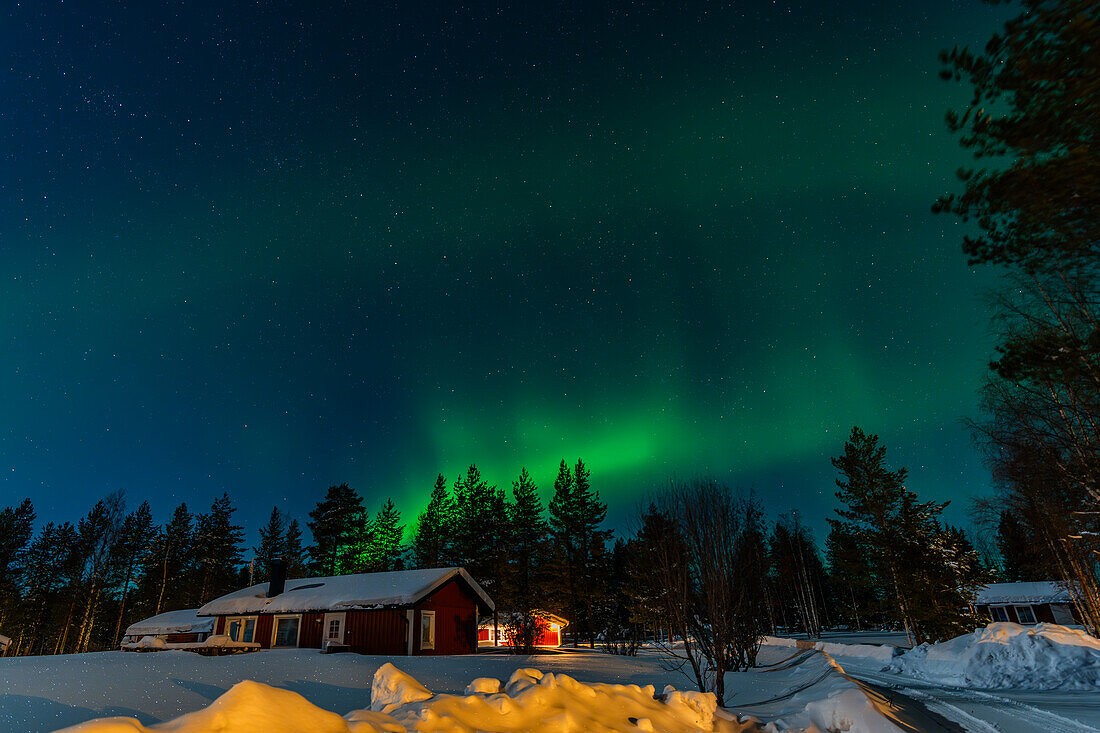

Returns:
1,623,1098,732
0,646,901,732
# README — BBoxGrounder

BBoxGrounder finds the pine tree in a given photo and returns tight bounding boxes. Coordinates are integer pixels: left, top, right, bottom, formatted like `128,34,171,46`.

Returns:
548,458,611,646
283,519,308,579
832,427,979,644
505,467,548,612
996,509,1053,582
307,483,366,576
825,522,877,630
452,465,510,595
0,498,35,629
195,494,245,604
140,503,195,616
254,507,287,583
769,512,828,639
22,522,80,655
936,0,1100,634
411,474,456,568
69,492,126,654
108,501,156,647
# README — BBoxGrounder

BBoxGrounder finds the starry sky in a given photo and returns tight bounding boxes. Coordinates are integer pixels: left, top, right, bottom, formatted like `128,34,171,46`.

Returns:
1,1,1012,541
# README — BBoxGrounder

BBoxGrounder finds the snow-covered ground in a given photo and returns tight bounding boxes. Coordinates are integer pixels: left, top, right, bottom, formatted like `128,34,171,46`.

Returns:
3,624,1099,732
0,647,906,732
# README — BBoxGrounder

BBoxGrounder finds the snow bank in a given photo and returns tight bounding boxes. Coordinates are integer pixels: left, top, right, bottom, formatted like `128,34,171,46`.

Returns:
735,650,905,733
58,663,752,732
761,636,896,662
59,680,351,732
887,622,1100,690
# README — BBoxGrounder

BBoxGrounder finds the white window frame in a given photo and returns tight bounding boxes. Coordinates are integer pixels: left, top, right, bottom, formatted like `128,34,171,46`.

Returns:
270,614,302,648
420,610,436,651
1015,605,1037,625
225,616,257,643
990,606,1009,623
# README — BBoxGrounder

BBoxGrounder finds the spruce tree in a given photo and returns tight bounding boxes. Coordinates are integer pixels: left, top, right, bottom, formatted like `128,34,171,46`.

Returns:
452,465,510,597
505,467,548,612
283,519,308,579
371,498,405,572
195,493,245,604
254,507,286,583
307,483,366,576
548,458,611,646
411,474,455,568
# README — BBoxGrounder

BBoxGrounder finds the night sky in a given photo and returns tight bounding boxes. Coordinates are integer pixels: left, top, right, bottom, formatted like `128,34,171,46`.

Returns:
2,1,1012,539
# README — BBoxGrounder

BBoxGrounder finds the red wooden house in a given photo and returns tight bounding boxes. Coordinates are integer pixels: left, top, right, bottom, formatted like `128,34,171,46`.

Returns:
197,567,493,655
478,611,568,648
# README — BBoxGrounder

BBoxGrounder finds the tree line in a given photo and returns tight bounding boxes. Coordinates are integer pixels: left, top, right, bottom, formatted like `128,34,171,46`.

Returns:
934,0,1100,634
0,431,984,665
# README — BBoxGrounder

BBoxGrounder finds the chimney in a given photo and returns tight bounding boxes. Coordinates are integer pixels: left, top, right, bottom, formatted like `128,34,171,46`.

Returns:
268,558,287,597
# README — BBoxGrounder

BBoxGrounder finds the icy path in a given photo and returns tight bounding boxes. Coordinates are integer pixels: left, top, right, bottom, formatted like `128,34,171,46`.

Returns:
840,659,1100,733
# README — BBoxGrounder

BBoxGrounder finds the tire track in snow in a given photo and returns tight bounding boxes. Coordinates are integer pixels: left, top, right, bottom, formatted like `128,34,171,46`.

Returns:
849,668,1096,733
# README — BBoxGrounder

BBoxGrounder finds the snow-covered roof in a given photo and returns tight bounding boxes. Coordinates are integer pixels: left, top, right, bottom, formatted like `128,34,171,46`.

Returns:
124,609,215,636
197,567,494,616
478,611,568,628
974,581,1075,605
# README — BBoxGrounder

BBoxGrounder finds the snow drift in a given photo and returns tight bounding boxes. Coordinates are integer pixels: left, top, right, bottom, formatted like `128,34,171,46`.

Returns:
887,622,1100,690
57,662,752,732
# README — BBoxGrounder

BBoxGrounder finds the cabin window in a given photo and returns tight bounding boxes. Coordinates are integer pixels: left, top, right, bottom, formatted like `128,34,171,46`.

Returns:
1015,605,1037,625
990,606,1009,622
272,615,301,647
328,619,341,639
225,616,256,643
420,611,436,650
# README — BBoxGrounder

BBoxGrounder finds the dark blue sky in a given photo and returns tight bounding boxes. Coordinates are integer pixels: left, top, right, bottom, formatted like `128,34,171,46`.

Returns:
1,1,1011,541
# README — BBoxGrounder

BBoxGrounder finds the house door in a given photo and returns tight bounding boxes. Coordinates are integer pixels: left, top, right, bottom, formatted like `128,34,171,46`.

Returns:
323,612,346,645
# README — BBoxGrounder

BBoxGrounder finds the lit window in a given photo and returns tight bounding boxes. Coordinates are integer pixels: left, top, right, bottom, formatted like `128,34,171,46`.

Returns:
421,611,436,650
1015,606,1037,625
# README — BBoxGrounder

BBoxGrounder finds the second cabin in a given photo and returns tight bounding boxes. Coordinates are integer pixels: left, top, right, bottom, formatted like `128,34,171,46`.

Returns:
197,565,494,655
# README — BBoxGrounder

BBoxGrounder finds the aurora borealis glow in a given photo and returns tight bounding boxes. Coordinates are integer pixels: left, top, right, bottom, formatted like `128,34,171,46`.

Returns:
1,1,1012,535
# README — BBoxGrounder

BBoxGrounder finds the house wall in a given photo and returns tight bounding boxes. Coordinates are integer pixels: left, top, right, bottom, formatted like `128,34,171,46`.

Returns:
414,578,478,655
346,609,409,655
975,602,1081,626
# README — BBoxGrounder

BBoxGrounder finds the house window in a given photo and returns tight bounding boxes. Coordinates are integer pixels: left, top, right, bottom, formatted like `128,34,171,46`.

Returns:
328,619,341,639
1015,605,1037,625
990,606,1009,622
420,611,436,650
272,615,300,647
226,617,256,643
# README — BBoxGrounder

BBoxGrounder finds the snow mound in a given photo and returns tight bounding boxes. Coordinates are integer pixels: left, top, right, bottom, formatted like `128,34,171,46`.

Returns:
133,636,167,650
367,668,747,732
887,622,1100,690
58,680,351,732
57,664,754,732
369,662,433,713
